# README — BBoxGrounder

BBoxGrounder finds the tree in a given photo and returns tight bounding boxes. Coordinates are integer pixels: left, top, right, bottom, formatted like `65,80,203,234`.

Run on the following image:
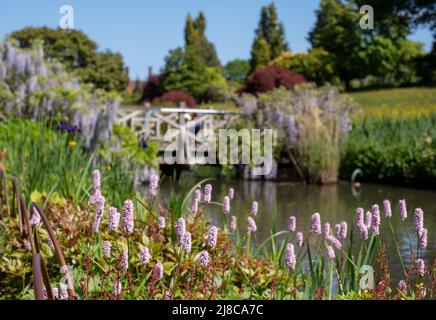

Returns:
184,12,220,67
10,27,128,92
223,59,250,83
250,2,289,70
250,37,271,71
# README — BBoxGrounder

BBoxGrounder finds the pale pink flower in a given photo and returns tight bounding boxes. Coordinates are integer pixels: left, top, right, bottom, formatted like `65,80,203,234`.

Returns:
288,216,296,232
207,226,218,249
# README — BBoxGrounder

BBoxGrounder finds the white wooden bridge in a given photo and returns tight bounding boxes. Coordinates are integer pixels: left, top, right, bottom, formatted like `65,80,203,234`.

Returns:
115,105,243,162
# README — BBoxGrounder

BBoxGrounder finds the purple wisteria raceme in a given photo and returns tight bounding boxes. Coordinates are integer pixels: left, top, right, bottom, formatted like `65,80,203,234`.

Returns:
356,208,364,226
251,201,258,216
383,199,392,218
223,196,230,214
149,174,159,196
121,199,134,234
113,279,122,296
207,226,218,249
92,195,105,233
176,217,186,243
416,259,425,277
52,288,59,300
398,280,408,294
118,250,128,273
228,188,235,200
327,246,335,260
182,231,192,254
323,223,331,237
158,216,166,229
247,217,257,233
296,232,304,247
365,211,372,229
199,250,209,268
414,208,424,238
419,228,427,249
230,215,237,232
311,213,321,235
139,246,152,267
103,241,111,258
30,207,41,226
399,199,407,220
340,221,347,240
204,184,212,204
59,284,68,300
108,207,120,231
288,216,296,232
153,262,164,280
284,243,296,270
326,235,342,250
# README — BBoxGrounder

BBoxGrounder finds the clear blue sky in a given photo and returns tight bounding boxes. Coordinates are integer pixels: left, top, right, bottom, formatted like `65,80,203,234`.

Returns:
1,1,433,79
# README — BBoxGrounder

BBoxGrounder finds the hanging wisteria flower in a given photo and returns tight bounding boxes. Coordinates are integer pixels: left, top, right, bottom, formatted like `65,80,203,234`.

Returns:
92,195,105,233
247,217,257,233
419,228,427,249
103,241,111,258
414,208,424,238
207,226,218,249
334,224,341,239
416,259,425,277
153,262,164,280
204,184,212,204
121,199,134,234
230,215,237,232
52,288,59,299
223,196,230,214
296,232,304,247
399,199,407,220
139,246,152,267
113,279,122,296
199,250,209,268
356,207,364,225
158,216,166,229
383,199,392,218
340,221,348,240
251,201,258,216
323,223,331,237
288,216,296,232
182,231,192,254
327,246,335,260
30,207,41,226
118,250,128,272
310,213,321,235
59,283,68,300
326,235,342,250
149,174,159,196
284,243,296,270
228,188,235,200
398,280,408,294
108,207,120,231
176,217,186,243
365,211,372,229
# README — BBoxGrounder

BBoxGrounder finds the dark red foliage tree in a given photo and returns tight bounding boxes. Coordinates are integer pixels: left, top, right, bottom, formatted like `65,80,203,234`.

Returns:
140,75,162,103
241,65,306,95
153,90,196,108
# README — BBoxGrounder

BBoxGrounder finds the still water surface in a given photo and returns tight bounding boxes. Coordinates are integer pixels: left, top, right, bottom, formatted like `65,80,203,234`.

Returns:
160,178,436,282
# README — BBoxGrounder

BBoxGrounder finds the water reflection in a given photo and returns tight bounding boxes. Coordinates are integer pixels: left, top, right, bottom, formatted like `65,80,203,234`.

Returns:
159,177,436,282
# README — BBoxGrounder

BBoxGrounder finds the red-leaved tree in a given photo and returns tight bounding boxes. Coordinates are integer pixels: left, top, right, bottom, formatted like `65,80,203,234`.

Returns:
153,90,196,108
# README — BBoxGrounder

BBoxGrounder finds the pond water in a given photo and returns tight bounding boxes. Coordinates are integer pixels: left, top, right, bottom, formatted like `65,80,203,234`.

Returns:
159,177,436,283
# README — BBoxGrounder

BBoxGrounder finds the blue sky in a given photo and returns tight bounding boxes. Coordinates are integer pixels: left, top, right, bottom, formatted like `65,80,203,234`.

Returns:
1,1,433,79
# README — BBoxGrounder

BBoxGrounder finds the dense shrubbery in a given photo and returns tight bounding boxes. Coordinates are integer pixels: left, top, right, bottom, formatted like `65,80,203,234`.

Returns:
241,65,306,95
341,115,436,187
153,90,196,108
